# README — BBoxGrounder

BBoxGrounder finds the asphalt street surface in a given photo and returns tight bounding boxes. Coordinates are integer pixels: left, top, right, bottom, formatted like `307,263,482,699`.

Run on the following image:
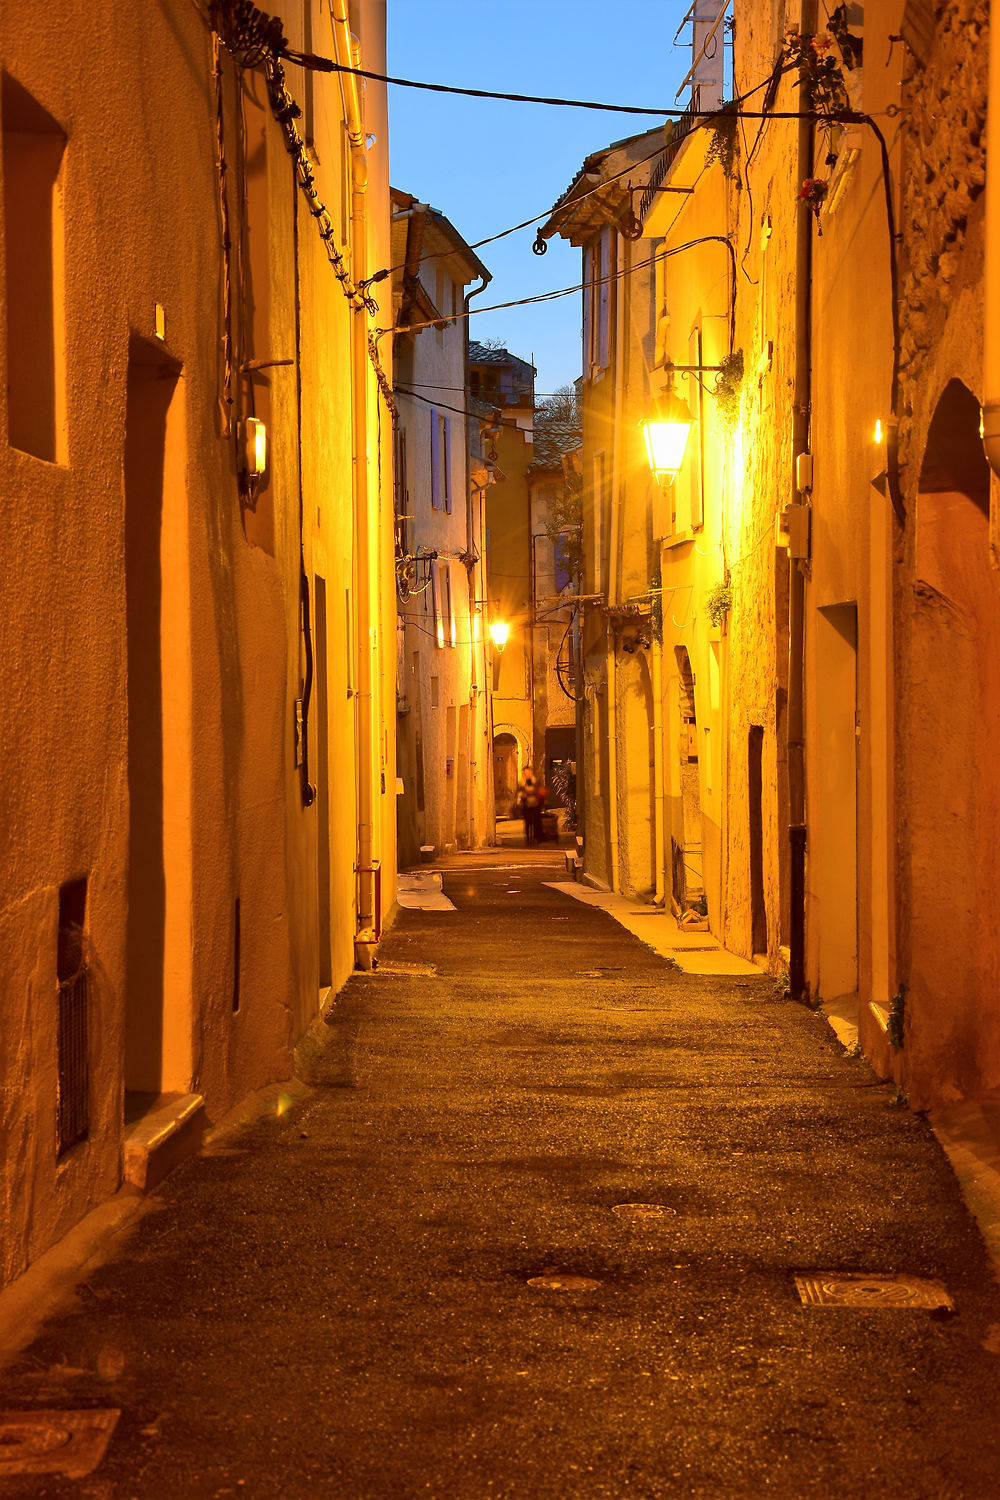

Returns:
4,849,1000,1498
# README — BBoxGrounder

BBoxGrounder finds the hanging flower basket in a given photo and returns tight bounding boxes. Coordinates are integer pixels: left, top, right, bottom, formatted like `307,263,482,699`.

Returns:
799,176,828,232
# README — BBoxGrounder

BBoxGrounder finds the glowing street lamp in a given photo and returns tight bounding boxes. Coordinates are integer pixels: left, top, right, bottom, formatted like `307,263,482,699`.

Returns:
640,387,694,485
489,619,509,691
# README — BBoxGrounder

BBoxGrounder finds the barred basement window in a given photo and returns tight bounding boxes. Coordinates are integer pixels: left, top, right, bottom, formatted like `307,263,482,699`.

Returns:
57,876,89,1156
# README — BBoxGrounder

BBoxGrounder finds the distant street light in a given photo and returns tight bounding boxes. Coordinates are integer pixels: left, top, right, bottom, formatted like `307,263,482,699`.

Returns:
489,620,509,691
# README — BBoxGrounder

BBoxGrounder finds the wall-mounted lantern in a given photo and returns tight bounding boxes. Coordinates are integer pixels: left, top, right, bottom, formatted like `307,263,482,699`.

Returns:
640,385,695,485
239,416,267,482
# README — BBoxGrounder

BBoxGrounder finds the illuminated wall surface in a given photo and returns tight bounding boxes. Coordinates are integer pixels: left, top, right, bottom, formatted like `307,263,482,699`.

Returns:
0,0,395,1289
545,1,1000,1112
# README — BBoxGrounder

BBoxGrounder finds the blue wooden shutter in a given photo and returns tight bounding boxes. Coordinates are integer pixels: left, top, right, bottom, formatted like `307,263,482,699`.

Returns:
443,415,452,513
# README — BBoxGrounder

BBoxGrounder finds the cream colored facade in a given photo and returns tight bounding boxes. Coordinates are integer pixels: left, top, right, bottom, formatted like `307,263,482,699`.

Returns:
0,0,395,1291
391,197,493,864
548,2,1000,1114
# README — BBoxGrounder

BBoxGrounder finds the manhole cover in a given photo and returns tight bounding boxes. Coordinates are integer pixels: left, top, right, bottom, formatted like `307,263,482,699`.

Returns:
611,1202,677,1220
794,1272,953,1310
375,961,437,977
0,1411,120,1478
527,1274,602,1291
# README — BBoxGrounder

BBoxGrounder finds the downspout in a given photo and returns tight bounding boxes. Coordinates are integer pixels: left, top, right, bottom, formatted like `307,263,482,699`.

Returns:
651,633,665,905
788,0,816,1001
606,231,625,892
984,0,1000,481
464,271,492,845
331,2,377,932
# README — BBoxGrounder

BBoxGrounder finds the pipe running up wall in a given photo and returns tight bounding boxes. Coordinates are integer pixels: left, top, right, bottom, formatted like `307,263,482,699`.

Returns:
787,0,816,1002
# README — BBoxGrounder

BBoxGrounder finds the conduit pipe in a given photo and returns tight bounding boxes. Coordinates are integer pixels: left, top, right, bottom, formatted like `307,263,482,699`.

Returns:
787,0,816,1002
332,0,378,932
984,0,1000,479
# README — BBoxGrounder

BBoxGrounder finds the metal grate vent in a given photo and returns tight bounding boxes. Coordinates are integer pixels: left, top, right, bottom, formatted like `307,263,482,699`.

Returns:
795,1271,953,1310
57,967,89,1155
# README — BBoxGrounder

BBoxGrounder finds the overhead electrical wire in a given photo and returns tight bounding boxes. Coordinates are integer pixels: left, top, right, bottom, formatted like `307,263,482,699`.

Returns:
394,386,505,423
387,230,737,342
373,137,675,288
279,46,886,127
282,48,712,119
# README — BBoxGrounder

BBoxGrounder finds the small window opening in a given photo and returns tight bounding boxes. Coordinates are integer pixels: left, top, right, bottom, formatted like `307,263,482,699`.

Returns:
2,74,66,463
57,875,89,1155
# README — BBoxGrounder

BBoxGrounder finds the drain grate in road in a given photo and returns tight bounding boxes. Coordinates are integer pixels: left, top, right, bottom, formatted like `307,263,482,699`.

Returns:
612,1202,677,1220
794,1272,953,1310
527,1274,602,1291
374,961,437,977
0,1410,120,1479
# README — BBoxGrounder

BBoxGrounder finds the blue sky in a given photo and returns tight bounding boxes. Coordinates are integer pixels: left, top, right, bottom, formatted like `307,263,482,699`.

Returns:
386,2,694,395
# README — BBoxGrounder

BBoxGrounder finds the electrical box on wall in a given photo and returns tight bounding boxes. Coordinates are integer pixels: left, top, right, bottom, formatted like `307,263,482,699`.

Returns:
787,503,811,560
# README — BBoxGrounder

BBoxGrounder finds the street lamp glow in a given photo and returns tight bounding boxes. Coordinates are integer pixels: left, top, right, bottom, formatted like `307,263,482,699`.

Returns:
489,621,509,651
640,390,694,483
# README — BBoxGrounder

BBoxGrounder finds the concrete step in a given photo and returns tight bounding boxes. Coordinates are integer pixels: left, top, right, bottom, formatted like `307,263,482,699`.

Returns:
123,1093,205,1193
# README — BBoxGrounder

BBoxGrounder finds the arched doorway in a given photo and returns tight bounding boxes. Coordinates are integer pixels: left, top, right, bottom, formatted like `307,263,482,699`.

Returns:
492,731,519,818
902,379,1000,1103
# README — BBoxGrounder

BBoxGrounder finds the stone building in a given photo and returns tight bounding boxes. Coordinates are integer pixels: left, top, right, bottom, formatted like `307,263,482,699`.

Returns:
470,342,538,814
539,126,678,897
0,0,395,1291
539,0,1000,1116
391,194,493,865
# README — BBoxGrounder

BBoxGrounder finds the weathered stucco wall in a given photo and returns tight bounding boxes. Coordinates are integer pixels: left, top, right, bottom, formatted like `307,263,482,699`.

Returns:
0,0,393,1289
881,0,997,1107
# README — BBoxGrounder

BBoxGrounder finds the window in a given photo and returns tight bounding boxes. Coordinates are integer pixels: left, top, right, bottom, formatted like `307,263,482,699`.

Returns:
431,560,455,648
2,73,66,462
583,228,612,380
431,410,451,512
554,535,572,594
654,243,669,368
593,450,607,592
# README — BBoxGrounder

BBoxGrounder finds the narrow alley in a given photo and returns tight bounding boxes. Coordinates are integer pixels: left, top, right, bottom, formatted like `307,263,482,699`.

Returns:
4,849,1000,1499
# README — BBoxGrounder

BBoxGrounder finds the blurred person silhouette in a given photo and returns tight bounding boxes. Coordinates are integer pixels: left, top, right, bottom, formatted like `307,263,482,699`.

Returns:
516,766,544,846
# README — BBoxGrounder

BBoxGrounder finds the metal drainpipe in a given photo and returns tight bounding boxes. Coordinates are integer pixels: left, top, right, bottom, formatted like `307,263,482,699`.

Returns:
464,272,492,845
788,0,816,1001
332,4,377,931
984,0,1000,480
651,633,665,905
